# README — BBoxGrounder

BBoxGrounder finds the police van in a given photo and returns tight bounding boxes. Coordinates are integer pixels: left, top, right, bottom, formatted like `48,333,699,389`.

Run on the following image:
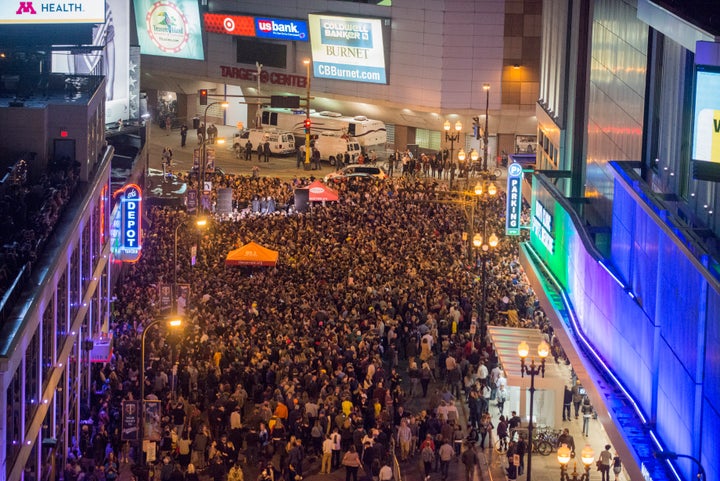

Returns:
233,129,296,156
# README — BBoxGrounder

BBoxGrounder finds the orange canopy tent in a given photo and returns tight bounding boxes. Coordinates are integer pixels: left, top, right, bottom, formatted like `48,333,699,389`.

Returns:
225,242,279,267
306,180,339,202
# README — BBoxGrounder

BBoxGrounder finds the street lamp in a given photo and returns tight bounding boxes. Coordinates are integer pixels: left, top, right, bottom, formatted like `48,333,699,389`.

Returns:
139,317,183,466
518,339,550,481
558,444,595,481
458,148,480,189
199,101,228,213
173,217,208,308
482,83,490,172
444,119,462,188
303,58,312,170
466,180,498,341
654,451,706,481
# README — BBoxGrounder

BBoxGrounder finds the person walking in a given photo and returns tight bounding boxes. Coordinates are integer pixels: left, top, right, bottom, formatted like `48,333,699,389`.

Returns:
581,397,593,436
612,452,623,481
438,438,454,481
420,362,434,397
421,442,435,479
461,442,480,481
572,381,584,419
563,385,573,421
180,124,188,147
598,444,613,481
342,445,362,481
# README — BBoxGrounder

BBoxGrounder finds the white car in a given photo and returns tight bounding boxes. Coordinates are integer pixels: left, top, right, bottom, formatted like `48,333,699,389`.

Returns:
324,165,388,182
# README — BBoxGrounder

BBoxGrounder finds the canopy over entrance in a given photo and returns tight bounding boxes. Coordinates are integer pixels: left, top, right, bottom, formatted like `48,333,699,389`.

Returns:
306,180,339,202
225,242,278,267
487,326,567,427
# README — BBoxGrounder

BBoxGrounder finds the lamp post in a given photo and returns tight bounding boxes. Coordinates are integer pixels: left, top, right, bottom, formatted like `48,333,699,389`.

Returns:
518,339,550,481
482,83,490,172
140,317,183,467
199,101,228,213
558,444,595,481
444,119,462,189
173,217,208,309
303,58,312,170
654,451,706,481
458,148,480,190
466,180,498,341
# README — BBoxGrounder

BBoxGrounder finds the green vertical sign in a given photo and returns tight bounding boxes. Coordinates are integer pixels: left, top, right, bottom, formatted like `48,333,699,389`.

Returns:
505,162,523,235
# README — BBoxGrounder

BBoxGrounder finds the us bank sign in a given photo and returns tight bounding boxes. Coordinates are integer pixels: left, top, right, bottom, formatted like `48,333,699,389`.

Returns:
1,1,105,23
111,184,143,263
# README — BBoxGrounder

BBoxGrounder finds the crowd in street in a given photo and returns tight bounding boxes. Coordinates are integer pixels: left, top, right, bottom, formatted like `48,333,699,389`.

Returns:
67,173,562,481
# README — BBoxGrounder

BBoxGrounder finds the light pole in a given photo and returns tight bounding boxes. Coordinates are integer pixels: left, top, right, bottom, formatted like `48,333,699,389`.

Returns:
518,339,550,481
458,148,480,190
467,180,498,341
482,83,490,172
654,451,706,481
303,58,312,170
173,217,208,308
558,444,595,481
140,317,183,467
444,119,462,189
199,101,228,213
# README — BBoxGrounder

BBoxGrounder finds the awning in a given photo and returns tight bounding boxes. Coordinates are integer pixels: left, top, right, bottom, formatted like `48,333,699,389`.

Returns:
305,180,339,202
225,242,278,267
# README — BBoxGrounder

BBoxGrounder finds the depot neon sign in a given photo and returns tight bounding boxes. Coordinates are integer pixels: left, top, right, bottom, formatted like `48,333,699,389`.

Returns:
111,184,143,262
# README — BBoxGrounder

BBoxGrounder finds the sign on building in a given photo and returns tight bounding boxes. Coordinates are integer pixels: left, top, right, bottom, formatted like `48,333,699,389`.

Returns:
505,162,523,236
111,184,143,262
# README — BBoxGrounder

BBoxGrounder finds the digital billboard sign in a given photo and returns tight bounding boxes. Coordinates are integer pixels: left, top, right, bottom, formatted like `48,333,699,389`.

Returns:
308,13,390,85
0,0,105,24
692,66,720,164
134,0,204,60
204,13,308,42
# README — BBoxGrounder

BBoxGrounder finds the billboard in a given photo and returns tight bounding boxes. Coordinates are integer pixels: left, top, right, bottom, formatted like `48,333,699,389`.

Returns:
204,12,308,41
52,0,131,124
308,13,390,85
692,66,720,164
133,0,204,60
0,0,105,23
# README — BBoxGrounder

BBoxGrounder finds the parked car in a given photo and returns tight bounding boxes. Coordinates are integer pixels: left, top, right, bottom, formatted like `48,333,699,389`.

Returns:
324,165,388,182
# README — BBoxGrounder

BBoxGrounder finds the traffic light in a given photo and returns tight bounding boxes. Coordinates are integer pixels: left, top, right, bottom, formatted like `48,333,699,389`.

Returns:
472,116,480,140
199,89,208,105
304,118,312,133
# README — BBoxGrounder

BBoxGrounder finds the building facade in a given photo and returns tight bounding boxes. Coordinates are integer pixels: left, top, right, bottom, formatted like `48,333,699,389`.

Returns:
527,1,720,480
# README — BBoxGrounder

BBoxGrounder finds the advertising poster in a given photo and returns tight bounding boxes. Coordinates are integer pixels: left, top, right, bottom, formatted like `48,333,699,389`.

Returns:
204,13,308,41
692,68,720,163
175,283,190,316
186,189,198,213
121,400,140,441
308,14,388,84
133,0,204,60
51,0,130,123
158,283,173,314
143,400,162,441
0,0,105,23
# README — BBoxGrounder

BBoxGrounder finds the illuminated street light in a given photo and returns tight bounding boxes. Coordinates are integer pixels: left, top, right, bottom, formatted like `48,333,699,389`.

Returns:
444,119,462,189
557,444,594,481
518,340,549,481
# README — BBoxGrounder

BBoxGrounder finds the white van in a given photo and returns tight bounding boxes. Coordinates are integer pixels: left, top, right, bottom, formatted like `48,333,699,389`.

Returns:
233,129,296,156
312,133,361,166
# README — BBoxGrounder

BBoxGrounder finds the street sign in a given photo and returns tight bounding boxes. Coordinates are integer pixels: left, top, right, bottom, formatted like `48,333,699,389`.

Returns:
505,162,523,236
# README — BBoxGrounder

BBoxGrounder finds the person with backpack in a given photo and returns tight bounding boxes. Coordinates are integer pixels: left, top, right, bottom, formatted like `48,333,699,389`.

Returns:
461,442,480,481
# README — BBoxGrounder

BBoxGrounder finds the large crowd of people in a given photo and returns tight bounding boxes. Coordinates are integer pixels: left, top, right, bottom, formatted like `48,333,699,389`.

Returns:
67,173,560,481
0,158,79,301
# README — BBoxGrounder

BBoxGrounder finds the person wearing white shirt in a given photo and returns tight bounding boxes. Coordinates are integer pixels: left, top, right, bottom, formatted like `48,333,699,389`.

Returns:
321,435,334,474
379,464,393,481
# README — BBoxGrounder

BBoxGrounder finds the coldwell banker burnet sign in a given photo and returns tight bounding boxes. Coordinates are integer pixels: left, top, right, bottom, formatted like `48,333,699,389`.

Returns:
308,14,388,84
1,0,105,23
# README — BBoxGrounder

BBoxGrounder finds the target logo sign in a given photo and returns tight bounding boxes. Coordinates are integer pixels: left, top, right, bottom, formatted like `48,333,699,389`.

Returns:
223,16,235,32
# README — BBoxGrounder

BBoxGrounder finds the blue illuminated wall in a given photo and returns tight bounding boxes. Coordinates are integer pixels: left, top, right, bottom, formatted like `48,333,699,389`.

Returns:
529,171,720,481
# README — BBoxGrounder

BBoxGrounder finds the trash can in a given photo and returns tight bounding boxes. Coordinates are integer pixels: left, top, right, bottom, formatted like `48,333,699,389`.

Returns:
192,116,200,130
